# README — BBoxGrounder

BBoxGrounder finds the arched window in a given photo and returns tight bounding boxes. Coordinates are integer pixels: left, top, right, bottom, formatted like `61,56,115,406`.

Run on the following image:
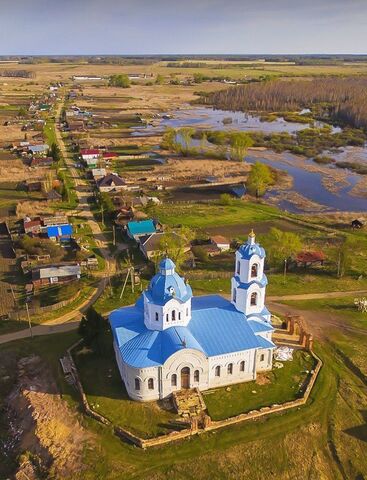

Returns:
215,365,221,377
233,288,237,302
194,370,200,382
166,313,169,322
240,361,245,372
178,311,181,320
250,292,258,306
237,261,241,275
227,363,233,375
251,263,258,278
186,308,189,316
155,312,159,321
148,378,154,390
172,310,176,321
260,354,265,362
171,374,177,387
135,378,140,390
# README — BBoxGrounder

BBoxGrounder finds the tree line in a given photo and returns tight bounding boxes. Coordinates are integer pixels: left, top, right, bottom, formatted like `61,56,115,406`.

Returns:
204,76,367,129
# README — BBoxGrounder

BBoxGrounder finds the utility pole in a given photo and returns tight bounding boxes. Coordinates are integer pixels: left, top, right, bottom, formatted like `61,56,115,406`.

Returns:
25,302,33,339
101,204,104,227
283,258,287,280
113,225,116,246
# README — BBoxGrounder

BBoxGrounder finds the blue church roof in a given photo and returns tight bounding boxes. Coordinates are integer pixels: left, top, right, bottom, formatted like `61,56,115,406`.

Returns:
110,295,275,368
145,258,192,306
233,274,268,289
238,234,265,260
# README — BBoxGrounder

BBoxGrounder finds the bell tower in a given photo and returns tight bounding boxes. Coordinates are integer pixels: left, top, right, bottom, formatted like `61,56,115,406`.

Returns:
231,230,270,321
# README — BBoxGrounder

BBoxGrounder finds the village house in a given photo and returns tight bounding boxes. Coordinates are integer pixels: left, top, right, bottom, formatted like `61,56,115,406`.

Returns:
23,217,42,235
110,231,274,401
91,168,107,181
26,181,42,192
47,189,62,202
45,224,73,242
97,173,126,192
80,149,100,163
126,219,157,241
138,232,187,260
28,144,49,156
32,263,81,287
210,235,230,252
30,156,53,167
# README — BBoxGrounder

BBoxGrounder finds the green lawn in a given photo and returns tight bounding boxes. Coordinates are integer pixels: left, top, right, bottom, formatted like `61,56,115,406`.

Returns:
147,200,280,228
74,332,179,439
204,350,316,421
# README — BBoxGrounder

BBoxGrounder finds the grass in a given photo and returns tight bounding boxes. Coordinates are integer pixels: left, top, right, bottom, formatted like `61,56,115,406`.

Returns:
147,201,280,228
204,350,316,421
74,332,179,439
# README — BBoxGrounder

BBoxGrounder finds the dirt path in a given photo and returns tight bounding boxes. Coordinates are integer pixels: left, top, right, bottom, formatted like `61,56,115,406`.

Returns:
269,301,367,340
268,289,367,302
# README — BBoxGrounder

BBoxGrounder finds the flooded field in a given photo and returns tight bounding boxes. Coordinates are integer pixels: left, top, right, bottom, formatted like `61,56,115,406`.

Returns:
131,106,341,136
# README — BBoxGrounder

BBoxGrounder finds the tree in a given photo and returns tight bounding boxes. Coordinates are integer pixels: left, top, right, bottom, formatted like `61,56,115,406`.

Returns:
98,192,115,215
160,127,177,151
246,162,273,197
109,74,130,88
263,228,303,274
155,226,194,270
155,74,164,85
193,73,205,84
230,132,253,161
49,142,61,162
334,236,358,278
78,307,107,354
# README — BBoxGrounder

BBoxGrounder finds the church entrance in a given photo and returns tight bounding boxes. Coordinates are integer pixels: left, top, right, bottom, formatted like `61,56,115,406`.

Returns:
181,367,190,389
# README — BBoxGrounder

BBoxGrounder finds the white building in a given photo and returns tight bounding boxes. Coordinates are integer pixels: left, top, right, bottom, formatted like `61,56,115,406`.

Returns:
110,231,275,401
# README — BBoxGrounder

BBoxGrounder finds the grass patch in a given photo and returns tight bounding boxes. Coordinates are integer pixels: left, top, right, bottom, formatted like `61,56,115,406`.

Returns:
204,350,316,421
74,332,179,439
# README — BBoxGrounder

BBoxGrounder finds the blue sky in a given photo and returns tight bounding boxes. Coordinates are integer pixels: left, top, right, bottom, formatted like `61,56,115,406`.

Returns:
1,0,366,55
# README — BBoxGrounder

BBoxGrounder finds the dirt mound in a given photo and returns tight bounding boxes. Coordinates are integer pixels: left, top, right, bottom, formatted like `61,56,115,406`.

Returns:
7,355,90,479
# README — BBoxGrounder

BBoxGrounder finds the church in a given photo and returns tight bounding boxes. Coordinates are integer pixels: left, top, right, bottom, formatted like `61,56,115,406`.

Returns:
109,231,275,401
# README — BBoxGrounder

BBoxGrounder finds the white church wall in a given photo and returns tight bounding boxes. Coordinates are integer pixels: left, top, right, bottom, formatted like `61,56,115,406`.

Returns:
161,348,208,398
208,349,256,388
144,296,191,331
255,348,273,372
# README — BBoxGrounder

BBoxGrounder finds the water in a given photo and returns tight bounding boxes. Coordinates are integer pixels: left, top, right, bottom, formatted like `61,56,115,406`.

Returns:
131,107,341,136
246,154,366,213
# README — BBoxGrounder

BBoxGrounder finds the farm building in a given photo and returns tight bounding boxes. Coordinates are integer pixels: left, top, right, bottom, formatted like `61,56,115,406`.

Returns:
127,219,157,241
42,214,69,226
32,264,81,287
110,231,274,401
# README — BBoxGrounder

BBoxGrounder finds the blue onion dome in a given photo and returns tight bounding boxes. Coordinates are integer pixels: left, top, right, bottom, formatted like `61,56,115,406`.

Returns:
238,230,265,260
148,258,192,305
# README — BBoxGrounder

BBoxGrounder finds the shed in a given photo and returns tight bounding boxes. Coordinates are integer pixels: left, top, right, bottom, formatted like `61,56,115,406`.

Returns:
127,219,156,240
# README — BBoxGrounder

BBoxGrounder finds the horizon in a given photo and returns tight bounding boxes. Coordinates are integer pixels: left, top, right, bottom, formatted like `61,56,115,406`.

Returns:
1,0,367,56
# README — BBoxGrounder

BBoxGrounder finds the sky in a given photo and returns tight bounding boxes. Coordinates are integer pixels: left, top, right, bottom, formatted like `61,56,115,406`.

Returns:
0,0,366,55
